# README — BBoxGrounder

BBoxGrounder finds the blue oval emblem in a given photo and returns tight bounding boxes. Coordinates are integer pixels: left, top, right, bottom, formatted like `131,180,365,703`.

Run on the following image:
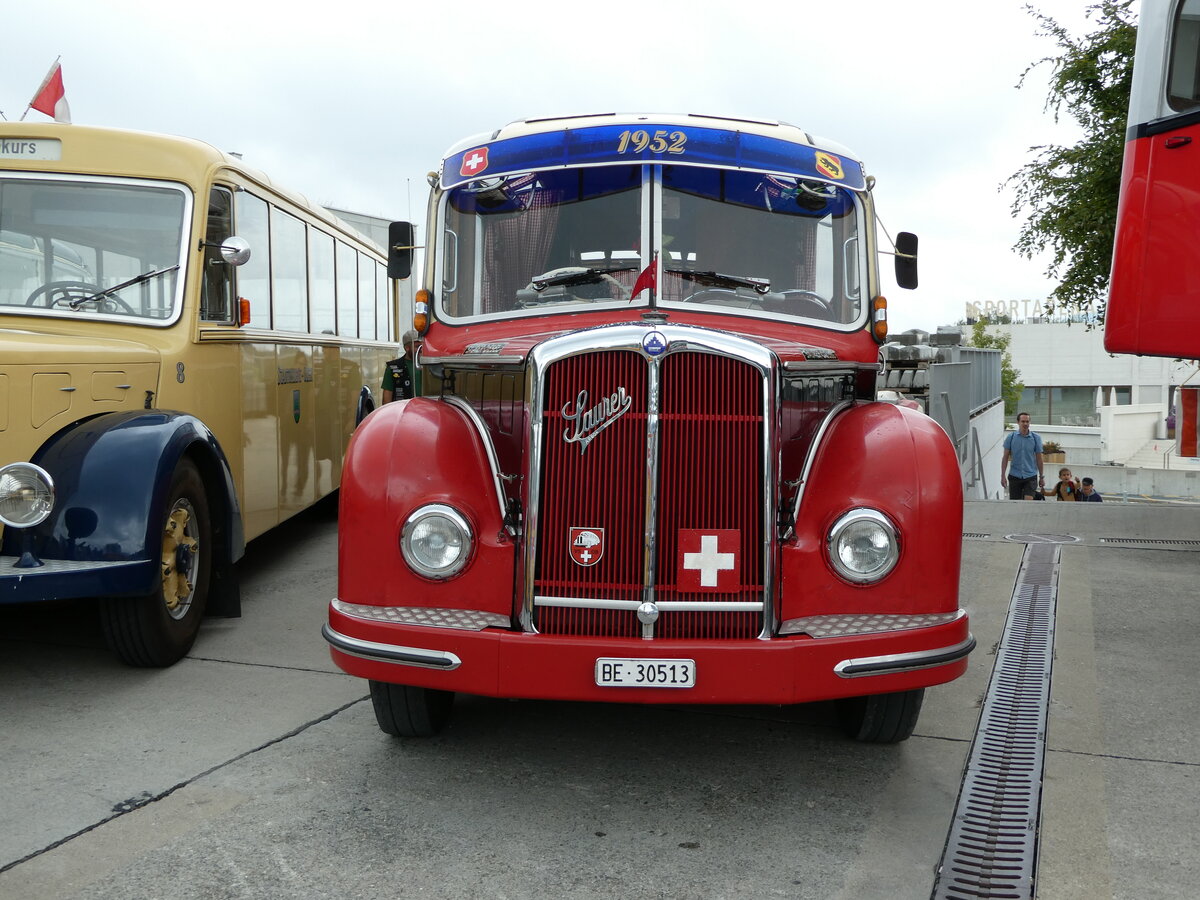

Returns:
642,330,668,357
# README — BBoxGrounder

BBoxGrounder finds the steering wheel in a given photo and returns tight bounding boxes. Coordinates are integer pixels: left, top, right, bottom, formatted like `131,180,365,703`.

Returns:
25,281,136,314
682,288,766,308
779,289,833,317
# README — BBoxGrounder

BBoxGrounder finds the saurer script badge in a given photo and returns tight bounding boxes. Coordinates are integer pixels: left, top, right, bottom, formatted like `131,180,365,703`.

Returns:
570,528,605,567
561,387,632,454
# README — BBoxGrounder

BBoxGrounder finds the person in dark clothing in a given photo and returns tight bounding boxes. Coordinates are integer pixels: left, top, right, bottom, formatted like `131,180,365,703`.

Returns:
382,331,418,403
1080,477,1103,502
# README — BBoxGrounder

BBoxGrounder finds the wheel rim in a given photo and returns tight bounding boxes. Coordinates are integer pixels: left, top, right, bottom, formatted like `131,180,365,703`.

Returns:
160,499,199,620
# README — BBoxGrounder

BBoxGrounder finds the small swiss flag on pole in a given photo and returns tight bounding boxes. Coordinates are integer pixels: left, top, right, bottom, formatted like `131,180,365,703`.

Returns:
25,58,71,124
631,252,657,302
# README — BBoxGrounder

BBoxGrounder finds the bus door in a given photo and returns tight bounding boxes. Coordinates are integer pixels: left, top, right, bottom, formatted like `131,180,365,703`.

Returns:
1108,0,1200,357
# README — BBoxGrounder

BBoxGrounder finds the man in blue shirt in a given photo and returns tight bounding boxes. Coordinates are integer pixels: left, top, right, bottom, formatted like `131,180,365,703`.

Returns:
1000,412,1045,500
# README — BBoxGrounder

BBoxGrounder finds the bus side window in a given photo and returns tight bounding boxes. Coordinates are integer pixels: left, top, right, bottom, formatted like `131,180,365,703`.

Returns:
1168,0,1200,111
201,187,234,322
237,193,271,328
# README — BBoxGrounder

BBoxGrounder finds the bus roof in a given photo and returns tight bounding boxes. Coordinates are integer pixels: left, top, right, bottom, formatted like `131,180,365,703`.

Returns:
439,112,867,192
0,122,377,251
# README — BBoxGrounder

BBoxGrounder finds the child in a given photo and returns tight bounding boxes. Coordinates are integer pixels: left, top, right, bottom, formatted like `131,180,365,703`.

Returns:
1080,477,1103,502
1045,467,1081,501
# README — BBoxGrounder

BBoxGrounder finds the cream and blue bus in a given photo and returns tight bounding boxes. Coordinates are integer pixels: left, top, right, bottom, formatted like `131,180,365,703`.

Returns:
0,122,408,666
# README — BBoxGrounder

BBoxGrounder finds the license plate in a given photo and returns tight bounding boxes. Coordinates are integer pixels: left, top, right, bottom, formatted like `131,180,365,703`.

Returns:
595,658,696,688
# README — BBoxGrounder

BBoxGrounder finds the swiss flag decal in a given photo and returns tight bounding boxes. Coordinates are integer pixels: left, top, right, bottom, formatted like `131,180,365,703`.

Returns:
459,147,489,177
677,529,740,592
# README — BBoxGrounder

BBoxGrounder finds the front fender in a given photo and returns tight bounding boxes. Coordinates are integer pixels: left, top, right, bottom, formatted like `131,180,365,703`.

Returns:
338,398,514,615
2,411,243,591
780,402,962,619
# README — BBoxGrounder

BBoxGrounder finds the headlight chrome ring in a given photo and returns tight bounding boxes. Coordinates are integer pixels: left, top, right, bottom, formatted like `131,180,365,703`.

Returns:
0,463,56,529
400,504,473,580
827,507,900,584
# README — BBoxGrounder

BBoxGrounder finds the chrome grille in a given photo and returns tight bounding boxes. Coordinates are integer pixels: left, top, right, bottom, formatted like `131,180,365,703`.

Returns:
531,343,765,640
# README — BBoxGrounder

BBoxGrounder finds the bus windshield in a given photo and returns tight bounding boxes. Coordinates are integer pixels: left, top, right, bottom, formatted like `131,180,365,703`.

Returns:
436,164,865,327
0,176,188,323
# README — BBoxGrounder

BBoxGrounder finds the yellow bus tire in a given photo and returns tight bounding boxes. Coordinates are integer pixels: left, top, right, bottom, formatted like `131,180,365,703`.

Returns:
100,459,212,667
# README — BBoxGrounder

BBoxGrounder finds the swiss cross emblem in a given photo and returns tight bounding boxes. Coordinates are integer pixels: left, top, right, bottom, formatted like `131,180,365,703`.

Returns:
569,527,605,567
677,529,739,592
459,146,489,177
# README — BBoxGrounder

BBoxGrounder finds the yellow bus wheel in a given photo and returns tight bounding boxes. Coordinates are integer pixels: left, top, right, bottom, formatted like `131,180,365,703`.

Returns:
100,459,212,667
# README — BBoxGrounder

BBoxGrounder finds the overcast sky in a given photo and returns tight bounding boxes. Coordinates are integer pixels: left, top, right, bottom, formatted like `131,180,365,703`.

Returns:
3,0,1106,335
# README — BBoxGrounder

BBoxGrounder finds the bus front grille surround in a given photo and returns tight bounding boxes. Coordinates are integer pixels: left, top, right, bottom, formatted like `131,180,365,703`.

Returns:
522,329,774,641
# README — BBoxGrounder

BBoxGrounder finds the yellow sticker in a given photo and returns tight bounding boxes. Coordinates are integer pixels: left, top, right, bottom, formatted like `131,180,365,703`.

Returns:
815,152,844,180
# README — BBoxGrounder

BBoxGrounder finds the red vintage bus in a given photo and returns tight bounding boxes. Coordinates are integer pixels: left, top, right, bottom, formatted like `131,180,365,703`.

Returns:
324,114,974,742
1107,0,1200,358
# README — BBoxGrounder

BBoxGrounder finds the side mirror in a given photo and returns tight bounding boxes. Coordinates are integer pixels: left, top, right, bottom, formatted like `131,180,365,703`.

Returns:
388,221,415,279
894,231,918,289
209,235,250,266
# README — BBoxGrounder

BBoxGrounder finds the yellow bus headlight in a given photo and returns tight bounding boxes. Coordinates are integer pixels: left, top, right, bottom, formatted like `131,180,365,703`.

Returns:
0,463,55,528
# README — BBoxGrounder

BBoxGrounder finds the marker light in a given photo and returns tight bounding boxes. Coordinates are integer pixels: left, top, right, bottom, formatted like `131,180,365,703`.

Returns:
872,296,888,342
414,289,430,333
827,508,900,584
238,297,251,327
0,463,55,528
401,504,473,579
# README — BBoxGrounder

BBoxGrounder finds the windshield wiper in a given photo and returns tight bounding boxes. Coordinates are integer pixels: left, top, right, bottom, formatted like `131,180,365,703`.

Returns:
69,265,180,309
664,267,770,294
530,265,638,291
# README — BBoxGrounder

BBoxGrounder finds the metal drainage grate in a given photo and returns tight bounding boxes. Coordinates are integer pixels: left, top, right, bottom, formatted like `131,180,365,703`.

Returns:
1003,533,1079,544
963,532,990,539
932,541,1059,899
1099,536,1200,546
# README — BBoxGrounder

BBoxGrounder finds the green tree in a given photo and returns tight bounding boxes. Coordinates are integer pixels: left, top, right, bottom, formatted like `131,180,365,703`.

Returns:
1007,0,1137,322
966,318,1025,415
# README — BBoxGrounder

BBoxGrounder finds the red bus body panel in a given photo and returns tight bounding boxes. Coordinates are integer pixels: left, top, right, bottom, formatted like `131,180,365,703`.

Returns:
1107,124,1200,358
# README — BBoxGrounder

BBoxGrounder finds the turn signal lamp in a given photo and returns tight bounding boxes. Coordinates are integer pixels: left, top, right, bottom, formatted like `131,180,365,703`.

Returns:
238,297,251,327
413,289,430,333
872,296,888,342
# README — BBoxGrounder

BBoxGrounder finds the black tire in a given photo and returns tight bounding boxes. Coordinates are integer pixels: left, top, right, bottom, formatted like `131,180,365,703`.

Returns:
369,681,454,737
836,688,925,743
100,458,212,667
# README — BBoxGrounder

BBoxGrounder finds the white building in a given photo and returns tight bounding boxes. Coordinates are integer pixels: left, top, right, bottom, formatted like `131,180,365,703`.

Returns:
968,318,1200,501
987,320,1197,462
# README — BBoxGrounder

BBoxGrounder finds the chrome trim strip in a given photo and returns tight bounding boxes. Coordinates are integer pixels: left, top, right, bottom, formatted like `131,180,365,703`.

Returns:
642,351,663,616
833,635,976,678
321,624,463,670
443,396,511,525
780,609,965,638
0,556,141,575
782,361,879,373
535,595,762,612
422,354,526,367
788,399,855,527
332,598,509,631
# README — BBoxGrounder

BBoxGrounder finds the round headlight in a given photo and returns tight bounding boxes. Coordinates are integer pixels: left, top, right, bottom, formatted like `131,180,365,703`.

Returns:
0,463,55,528
401,504,473,579
827,508,899,584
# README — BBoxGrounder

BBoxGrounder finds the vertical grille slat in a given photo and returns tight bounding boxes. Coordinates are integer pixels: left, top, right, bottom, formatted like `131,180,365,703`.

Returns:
534,349,764,640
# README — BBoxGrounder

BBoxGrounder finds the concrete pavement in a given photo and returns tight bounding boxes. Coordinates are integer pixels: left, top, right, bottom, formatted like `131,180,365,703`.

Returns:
0,498,1196,899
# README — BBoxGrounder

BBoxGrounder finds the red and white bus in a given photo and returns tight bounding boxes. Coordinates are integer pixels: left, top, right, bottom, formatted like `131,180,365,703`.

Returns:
1107,0,1200,358
324,114,974,743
